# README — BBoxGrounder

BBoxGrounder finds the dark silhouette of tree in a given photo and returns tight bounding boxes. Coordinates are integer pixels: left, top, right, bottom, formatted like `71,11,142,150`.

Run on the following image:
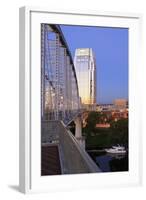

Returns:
110,119,128,145
83,111,100,136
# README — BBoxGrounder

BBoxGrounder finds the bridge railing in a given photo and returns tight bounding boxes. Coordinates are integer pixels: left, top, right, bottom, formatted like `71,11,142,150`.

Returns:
41,120,101,174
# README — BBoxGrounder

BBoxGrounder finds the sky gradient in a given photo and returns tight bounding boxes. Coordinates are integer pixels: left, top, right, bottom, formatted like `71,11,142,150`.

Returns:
60,25,128,104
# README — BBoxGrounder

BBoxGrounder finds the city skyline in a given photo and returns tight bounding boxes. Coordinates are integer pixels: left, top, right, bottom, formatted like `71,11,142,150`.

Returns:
60,25,128,104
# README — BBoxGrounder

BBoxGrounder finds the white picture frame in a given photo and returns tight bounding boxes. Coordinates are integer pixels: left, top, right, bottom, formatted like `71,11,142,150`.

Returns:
19,6,143,194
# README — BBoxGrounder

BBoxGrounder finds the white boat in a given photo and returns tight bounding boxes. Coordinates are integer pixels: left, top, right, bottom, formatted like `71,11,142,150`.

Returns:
105,145,126,154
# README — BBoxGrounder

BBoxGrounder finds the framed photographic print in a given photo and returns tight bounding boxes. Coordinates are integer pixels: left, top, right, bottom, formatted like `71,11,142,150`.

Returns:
19,6,142,193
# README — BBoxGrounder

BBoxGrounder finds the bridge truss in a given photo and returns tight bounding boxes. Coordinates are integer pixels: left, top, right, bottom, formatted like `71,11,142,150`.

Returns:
41,24,81,125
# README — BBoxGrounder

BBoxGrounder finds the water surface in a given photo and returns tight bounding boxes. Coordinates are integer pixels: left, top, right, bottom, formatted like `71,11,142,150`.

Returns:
88,151,128,172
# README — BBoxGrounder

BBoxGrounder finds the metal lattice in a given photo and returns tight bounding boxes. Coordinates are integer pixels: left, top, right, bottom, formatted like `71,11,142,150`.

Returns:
41,24,81,125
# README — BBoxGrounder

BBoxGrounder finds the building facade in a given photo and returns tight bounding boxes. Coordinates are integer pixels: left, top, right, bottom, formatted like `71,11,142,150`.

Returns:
113,99,128,110
74,48,96,109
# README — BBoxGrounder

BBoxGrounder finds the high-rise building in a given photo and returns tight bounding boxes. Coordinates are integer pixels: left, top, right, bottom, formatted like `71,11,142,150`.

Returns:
74,48,96,109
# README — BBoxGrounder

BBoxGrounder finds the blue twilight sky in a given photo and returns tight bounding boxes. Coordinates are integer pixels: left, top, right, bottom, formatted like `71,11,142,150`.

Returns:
60,25,128,104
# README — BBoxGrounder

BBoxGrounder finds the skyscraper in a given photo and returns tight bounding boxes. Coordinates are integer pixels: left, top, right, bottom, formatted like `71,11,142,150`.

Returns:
74,48,96,109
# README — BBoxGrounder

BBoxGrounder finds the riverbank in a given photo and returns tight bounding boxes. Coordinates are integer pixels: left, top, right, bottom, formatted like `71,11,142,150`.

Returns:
85,130,128,150
87,149,105,153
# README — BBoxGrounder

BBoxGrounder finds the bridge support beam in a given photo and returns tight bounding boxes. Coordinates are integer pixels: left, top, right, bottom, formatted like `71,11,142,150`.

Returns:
74,117,85,149
74,116,82,138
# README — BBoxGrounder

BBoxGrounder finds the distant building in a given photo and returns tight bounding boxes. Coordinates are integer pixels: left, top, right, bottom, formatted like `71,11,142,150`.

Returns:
111,109,128,121
96,104,113,112
96,123,110,128
96,105,103,112
74,48,96,109
113,99,128,110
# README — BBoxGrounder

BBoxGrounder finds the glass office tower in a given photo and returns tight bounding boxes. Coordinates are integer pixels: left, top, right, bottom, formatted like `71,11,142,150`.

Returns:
74,48,96,109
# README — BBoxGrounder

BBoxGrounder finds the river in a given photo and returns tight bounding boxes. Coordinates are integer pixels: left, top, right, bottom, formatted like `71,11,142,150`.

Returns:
88,151,128,172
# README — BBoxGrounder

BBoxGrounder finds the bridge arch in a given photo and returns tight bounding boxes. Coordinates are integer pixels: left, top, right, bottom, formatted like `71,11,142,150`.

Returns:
41,24,80,125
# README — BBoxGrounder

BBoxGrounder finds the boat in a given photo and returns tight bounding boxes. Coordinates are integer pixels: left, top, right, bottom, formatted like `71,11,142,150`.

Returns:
105,144,126,154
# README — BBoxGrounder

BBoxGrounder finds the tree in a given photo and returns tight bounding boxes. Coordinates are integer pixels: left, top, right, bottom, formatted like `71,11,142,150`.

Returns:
83,111,100,136
110,119,128,145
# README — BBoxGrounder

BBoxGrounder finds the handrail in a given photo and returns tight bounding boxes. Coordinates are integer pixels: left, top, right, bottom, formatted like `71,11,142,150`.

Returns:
59,121,101,173
67,129,101,172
